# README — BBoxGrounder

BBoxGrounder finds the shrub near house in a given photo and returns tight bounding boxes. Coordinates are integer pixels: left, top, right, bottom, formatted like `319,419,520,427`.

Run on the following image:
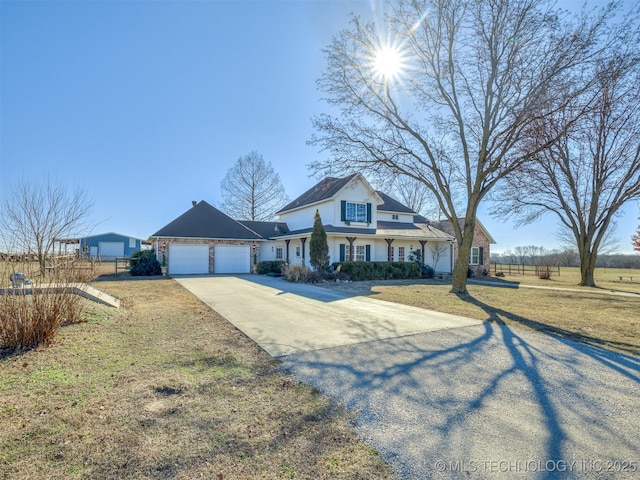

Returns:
129,250,161,276
332,261,421,281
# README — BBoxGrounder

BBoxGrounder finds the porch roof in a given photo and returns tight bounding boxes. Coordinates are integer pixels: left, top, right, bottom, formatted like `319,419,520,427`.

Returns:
272,222,454,241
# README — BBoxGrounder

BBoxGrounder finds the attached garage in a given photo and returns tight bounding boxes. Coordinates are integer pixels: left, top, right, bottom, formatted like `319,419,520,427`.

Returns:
169,244,209,275
98,241,125,259
214,245,250,274
151,201,264,276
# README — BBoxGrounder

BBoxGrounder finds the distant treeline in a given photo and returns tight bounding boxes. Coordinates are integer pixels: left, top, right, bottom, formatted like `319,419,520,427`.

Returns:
491,246,640,269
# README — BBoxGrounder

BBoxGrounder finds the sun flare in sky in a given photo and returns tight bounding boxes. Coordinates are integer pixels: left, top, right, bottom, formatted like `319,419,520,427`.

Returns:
372,42,409,84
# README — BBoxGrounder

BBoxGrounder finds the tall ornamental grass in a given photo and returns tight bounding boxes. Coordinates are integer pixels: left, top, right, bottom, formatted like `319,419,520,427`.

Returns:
1,260,95,352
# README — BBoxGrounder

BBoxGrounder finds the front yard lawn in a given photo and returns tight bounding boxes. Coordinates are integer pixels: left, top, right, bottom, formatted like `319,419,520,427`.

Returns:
0,278,392,480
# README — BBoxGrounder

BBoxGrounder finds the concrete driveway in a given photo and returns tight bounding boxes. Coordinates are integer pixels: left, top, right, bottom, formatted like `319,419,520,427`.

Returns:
175,274,481,357
176,275,640,479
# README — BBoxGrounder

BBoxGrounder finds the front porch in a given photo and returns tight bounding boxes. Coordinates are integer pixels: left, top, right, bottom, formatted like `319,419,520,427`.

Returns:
263,233,454,274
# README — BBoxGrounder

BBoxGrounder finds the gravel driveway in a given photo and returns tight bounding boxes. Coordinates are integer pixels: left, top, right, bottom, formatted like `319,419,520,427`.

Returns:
177,275,640,479
282,323,640,479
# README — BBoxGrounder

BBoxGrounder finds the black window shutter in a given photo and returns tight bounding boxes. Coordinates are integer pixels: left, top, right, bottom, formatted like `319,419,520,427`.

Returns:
341,201,347,221
479,247,484,265
365,245,371,262
366,203,372,223
339,244,345,262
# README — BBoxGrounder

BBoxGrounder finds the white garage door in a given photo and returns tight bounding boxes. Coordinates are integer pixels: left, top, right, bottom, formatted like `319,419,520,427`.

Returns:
214,245,250,274
99,242,124,259
169,244,209,274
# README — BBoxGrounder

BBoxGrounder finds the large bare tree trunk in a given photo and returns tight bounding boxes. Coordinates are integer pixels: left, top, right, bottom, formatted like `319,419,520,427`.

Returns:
578,243,598,287
450,216,476,294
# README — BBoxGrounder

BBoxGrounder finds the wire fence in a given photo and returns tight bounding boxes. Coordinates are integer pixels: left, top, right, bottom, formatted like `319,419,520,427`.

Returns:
491,262,561,276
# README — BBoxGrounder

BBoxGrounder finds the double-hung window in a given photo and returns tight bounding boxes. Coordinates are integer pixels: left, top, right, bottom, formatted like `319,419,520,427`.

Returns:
470,247,480,265
346,202,368,222
342,244,370,262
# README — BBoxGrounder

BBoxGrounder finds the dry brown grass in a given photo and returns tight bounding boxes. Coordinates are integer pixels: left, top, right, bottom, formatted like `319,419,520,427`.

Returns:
0,278,392,480
319,267,640,356
1,261,97,352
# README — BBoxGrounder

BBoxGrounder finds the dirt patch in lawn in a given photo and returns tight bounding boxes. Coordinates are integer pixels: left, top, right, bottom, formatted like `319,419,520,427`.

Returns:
0,278,392,480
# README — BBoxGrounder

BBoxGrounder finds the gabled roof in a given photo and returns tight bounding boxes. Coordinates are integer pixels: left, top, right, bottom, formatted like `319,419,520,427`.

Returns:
81,232,144,240
238,221,290,238
376,191,416,214
56,232,145,243
276,174,358,214
152,201,262,240
432,218,496,244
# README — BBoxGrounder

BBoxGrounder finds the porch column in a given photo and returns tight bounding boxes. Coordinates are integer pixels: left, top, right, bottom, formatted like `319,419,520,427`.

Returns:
346,237,357,261
385,239,394,262
300,237,307,264
419,240,428,263
285,239,290,263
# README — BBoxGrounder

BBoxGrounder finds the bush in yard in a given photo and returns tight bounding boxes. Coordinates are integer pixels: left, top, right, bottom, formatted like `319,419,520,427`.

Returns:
330,262,421,281
420,264,435,279
282,263,311,283
257,260,286,275
129,250,161,276
536,266,552,280
1,263,91,352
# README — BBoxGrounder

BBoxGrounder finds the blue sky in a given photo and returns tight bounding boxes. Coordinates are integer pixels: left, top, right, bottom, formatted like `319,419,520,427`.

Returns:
1,0,638,254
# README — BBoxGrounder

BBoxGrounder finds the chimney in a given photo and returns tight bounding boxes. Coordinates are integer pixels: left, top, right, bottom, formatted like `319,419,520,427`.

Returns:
192,200,197,207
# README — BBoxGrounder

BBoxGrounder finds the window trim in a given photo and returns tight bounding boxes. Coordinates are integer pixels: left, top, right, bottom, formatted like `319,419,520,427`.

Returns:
346,202,367,222
470,247,480,265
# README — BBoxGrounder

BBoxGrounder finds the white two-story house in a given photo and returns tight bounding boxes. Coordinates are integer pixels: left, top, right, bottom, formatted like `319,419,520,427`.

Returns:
150,173,493,275
263,173,455,272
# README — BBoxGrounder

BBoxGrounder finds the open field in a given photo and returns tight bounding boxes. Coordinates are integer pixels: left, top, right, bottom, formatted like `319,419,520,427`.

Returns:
0,278,392,480
488,266,640,294
319,267,640,356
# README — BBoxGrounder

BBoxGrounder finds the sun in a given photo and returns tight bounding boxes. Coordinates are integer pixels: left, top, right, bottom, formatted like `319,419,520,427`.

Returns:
372,44,407,83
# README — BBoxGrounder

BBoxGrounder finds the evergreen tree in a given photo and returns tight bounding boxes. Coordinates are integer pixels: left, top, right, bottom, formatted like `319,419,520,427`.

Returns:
309,209,329,274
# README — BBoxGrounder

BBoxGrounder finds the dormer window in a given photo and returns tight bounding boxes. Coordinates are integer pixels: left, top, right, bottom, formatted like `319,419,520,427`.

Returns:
392,214,399,220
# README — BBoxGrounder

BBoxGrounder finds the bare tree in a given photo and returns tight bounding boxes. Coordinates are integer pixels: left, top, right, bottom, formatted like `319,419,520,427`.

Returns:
429,242,449,271
493,19,640,287
513,246,527,265
309,0,609,293
219,151,289,221
0,177,94,277
386,175,441,219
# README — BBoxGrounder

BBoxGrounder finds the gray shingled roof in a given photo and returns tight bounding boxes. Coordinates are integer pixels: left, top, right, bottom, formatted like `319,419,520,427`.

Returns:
431,218,496,243
276,174,358,214
152,201,262,240
376,192,417,214
238,221,290,238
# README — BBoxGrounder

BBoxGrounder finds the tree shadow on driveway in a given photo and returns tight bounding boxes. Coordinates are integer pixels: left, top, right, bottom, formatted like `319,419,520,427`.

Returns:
281,296,640,479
